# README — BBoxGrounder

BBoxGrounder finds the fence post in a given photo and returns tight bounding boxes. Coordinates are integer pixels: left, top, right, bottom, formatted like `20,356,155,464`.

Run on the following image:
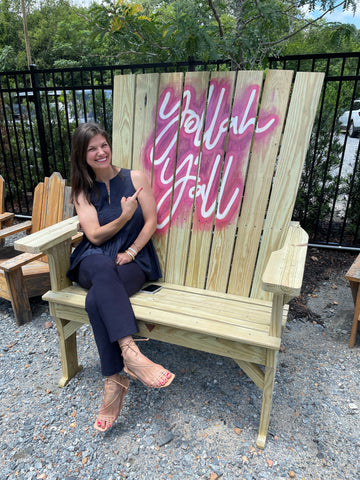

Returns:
30,64,50,176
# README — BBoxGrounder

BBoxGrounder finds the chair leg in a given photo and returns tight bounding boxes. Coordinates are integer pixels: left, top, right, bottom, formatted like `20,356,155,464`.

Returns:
54,317,83,387
349,284,360,348
256,351,277,449
4,269,32,326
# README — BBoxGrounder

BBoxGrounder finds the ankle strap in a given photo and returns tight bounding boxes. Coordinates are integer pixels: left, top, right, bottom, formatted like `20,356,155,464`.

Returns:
119,338,149,348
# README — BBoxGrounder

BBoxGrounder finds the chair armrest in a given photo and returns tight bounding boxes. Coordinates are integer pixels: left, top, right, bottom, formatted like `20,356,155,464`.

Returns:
0,252,45,272
262,221,308,298
14,216,80,254
0,212,14,224
0,221,32,240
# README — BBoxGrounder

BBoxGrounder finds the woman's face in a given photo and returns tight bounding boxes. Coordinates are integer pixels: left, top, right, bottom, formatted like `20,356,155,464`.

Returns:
85,134,112,172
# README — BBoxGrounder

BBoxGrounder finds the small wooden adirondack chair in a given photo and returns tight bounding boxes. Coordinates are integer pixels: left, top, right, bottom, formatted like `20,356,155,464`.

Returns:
0,172,73,325
15,70,324,448
0,174,14,245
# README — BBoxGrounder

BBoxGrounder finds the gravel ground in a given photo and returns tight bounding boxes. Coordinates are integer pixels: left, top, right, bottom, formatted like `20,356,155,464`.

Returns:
1,242,360,480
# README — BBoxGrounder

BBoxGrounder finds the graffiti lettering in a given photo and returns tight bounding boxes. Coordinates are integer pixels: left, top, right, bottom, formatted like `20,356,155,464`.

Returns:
144,81,279,232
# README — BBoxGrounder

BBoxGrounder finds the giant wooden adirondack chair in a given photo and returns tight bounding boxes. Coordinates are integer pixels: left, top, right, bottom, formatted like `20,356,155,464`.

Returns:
0,172,73,325
15,70,324,448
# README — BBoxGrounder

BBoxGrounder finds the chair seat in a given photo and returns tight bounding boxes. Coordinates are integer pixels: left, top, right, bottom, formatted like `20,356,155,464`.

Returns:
44,282,288,354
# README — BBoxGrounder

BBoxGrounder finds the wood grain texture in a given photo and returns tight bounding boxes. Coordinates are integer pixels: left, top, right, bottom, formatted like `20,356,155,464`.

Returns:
151,72,184,277
227,69,294,296
206,70,264,292
251,72,324,300
186,71,236,289
112,75,136,169
165,71,210,284
133,73,160,173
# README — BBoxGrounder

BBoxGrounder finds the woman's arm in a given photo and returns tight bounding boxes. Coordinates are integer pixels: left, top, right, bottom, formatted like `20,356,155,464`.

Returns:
116,170,157,265
75,187,142,246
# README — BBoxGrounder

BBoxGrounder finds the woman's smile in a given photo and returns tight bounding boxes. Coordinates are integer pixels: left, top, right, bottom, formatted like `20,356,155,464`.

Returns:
86,134,112,170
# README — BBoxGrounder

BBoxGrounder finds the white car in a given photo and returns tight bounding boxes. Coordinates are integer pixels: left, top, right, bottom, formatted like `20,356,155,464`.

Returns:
338,98,360,137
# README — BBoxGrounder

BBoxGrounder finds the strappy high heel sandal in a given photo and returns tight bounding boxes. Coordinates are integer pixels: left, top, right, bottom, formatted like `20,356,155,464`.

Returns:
120,339,175,389
94,374,130,432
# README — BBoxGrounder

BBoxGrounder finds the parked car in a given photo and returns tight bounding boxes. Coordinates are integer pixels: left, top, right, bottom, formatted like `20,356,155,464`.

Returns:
338,98,360,137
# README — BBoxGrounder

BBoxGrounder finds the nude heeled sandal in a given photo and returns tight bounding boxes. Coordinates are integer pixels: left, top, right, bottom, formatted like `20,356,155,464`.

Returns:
120,339,175,389
94,374,130,432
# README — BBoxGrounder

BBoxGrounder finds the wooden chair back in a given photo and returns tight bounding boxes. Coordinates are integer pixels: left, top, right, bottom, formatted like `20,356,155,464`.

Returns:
112,71,324,300
31,172,73,234
0,174,6,214
0,175,5,215
0,174,14,240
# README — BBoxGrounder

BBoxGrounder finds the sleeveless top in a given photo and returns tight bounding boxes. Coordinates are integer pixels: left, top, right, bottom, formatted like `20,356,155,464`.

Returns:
67,169,162,282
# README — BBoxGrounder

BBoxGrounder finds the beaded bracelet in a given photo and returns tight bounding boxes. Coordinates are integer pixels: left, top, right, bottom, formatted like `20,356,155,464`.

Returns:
125,250,135,261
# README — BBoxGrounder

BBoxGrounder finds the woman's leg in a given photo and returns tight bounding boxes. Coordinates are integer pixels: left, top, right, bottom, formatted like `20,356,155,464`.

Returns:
77,254,146,431
78,254,146,376
93,373,129,432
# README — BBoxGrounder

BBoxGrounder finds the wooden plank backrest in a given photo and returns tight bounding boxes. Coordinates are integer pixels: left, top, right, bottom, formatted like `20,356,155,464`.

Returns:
0,175,5,214
31,172,73,233
112,71,324,298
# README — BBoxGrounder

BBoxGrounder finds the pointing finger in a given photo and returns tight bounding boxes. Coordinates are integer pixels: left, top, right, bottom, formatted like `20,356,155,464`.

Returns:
132,187,143,199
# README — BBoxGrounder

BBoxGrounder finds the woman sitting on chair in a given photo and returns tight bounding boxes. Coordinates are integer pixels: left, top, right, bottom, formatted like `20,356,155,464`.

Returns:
67,122,175,433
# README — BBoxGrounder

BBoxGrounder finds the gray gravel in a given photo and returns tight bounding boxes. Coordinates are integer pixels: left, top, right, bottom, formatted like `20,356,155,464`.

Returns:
1,243,360,479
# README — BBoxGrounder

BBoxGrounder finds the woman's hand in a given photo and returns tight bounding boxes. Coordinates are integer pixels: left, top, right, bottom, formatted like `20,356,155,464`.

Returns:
75,186,144,246
115,251,132,265
121,187,143,221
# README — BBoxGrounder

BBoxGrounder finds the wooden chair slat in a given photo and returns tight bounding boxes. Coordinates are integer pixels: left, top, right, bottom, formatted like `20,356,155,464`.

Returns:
0,174,5,214
185,71,236,288
228,69,294,296
251,71,324,300
150,72,184,277
132,73,160,173
31,182,45,233
44,173,66,228
112,74,136,169
164,71,210,284
206,70,264,292
63,186,74,219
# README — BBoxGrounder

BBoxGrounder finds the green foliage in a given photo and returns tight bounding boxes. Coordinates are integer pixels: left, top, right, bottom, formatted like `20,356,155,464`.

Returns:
0,0,23,71
0,0,359,70
283,20,359,55
0,46,18,71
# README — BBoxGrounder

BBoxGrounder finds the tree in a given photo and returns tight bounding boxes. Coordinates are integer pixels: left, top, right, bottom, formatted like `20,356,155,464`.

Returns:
1,0,359,71
224,0,358,67
0,0,23,70
27,1,93,68
79,0,358,68
21,0,32,67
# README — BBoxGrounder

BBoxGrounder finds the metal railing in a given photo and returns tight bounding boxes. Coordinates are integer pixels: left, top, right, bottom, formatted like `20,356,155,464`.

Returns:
270,52,360,250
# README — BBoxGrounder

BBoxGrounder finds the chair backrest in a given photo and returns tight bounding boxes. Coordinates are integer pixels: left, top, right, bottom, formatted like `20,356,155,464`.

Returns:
0,175,5,214
112,71,324,299
31,172,73,233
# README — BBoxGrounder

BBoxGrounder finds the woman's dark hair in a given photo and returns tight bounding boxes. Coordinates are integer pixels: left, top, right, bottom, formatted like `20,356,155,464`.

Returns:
70,122,112,203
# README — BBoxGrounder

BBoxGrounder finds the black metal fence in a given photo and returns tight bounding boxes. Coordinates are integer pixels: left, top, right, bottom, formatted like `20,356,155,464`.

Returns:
1,55,360,249
269,52,360,250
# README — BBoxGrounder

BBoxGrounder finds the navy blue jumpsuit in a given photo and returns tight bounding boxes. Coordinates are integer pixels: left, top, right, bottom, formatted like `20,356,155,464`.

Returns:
67,169,161,376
